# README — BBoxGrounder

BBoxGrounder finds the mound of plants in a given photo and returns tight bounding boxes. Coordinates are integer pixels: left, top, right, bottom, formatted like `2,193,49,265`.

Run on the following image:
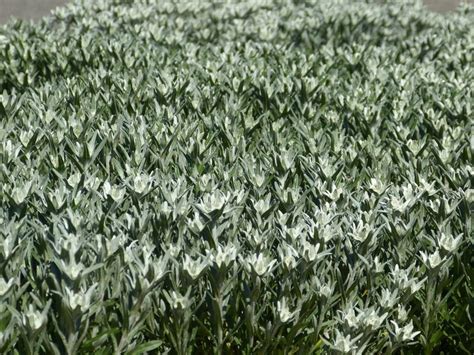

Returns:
0,0,472,353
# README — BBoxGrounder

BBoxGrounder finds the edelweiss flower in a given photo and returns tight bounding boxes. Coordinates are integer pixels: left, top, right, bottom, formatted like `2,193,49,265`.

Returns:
278,244,299,270
198,191,228,213
343,308,359,328
110,185,126,202
188,212,205,233
169,291,191,310
417,178,436,196
254,195,272,215
380,288,398,309
406,139,423,155
60,233,81,257
330,329,361,353
397,304,408,322
1,234,15,259
390,320,420,342
301,241,324,262
350,220,370,242
390,264,425,294
277,298,297,323
64,284,97,312
244,253,277,277
133,174,152,194
22,305,47,330
324,184,343,201
105,235,125,257
209,244,238,269
368,177,386,195
420,250,446,269
438,233,462,253
183,254,208,280
58,258,84,280
67,172,81,187
390,195,410,213
373,256,385,273
362,308,387,329
319,284,333,299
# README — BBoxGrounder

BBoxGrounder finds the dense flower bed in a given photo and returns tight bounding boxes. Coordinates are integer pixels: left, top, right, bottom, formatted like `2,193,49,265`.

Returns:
0,0,472,353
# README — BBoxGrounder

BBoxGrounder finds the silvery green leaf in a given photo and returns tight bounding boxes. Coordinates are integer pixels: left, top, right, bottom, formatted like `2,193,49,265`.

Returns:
11,181,32,205
1,234,16,259
102,181,112,197
409,277,426,295
280,149,295,171
0,277,15,297
0,330,9,348
465,188,474,203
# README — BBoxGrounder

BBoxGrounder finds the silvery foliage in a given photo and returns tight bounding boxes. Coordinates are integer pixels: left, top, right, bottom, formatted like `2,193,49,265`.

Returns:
0,0,472,353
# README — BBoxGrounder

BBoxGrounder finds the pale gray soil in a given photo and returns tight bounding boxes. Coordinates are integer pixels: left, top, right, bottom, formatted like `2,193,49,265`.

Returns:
0,1,472,24
425,0,472,11
0,0,69,24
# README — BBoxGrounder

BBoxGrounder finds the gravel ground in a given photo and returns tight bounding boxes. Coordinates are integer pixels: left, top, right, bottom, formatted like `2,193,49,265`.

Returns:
0,1,472,24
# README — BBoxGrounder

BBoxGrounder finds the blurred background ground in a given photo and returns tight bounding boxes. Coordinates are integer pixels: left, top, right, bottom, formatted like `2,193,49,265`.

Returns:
0,0,68,24
425,0,472,11
0,0,472,24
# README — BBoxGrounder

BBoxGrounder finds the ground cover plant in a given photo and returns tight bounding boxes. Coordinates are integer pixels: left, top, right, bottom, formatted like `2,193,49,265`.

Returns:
0,0,473,353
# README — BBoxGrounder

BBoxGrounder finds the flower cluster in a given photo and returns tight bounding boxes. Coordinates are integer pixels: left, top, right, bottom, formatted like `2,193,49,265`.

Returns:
0,0,472,353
